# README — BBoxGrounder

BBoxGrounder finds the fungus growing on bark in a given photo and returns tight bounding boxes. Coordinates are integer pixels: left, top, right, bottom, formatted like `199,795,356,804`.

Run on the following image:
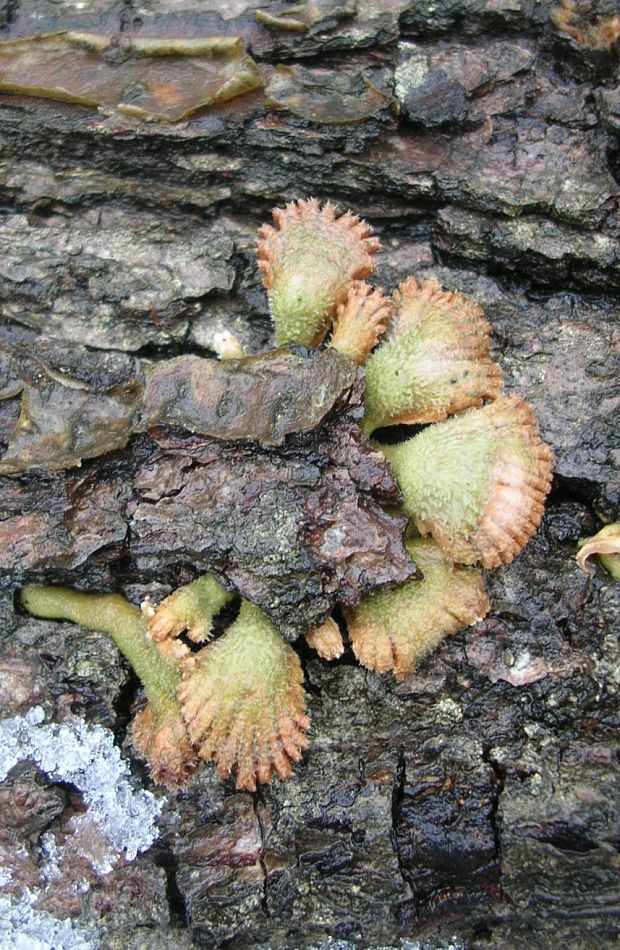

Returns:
576,524,620,580
256,199,379,346
345,538,489,678
330,282,391,365
20,585,198,787
179,601,309,791
379,396,553,568
305,618,345,661
362,276,503,432
21,199,553,792
147,574,234,644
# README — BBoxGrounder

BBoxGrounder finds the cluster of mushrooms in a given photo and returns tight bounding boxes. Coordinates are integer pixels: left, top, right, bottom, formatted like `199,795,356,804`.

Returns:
22,200,553,791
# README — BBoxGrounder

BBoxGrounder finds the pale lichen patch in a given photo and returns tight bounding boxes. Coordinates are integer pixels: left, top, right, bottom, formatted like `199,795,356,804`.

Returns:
0,706,163,862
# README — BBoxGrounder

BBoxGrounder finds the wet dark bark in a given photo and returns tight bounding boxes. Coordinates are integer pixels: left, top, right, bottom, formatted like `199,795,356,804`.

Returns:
0,1,618,948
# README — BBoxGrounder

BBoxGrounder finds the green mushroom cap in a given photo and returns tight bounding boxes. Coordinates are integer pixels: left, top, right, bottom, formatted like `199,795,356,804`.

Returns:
363,276,503,434
345,536,489,678
257,198,378,346
380,395,553,567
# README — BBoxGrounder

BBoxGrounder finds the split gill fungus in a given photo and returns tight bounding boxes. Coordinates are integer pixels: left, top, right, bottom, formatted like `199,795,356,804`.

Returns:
20,200,554,792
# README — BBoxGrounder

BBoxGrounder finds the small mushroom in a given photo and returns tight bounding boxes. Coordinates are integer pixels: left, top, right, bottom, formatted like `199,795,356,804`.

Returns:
345,538,489,678
363,276,503,433
380,395,553,567
256,198,379,346
576,524,620,580
179,601,309,791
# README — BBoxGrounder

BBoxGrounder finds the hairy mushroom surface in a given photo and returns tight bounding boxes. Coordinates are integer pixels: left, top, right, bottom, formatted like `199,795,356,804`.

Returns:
257,198,379,346
179,601,310,791
346,538,489,678
380,396,553,567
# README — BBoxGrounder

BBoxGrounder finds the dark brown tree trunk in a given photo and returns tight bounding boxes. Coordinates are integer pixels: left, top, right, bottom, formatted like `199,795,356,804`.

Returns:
0,1,618,947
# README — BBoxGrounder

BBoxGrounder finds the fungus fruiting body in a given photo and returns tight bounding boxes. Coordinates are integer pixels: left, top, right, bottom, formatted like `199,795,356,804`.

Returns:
179,601,309,791
345,538,489,678
362,276,503,431
576,524,620,580
22,200,554,791
20,585,198,786
256,199,379,346
379,395,553,568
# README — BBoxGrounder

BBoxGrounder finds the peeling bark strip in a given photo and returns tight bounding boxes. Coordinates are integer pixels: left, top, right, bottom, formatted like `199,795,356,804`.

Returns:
140,346,359,445
0,32,263,122
0,335,358,473
0,326,143,474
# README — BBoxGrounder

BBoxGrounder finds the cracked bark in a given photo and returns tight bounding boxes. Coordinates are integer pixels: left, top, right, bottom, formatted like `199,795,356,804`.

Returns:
0,0,618,948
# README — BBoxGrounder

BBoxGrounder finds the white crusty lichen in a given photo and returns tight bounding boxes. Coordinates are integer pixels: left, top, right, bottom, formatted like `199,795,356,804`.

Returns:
0,891,97,950
0,706,163,861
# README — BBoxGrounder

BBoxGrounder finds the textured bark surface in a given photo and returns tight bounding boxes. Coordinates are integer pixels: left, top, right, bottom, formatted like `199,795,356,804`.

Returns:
1,342,415,638
0,0,619,947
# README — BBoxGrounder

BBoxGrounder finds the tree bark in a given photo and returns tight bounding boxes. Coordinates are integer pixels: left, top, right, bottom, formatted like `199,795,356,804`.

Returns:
0,1,618,947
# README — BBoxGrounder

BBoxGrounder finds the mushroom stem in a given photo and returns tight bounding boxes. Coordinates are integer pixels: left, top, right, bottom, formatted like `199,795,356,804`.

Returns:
21,585,181,710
